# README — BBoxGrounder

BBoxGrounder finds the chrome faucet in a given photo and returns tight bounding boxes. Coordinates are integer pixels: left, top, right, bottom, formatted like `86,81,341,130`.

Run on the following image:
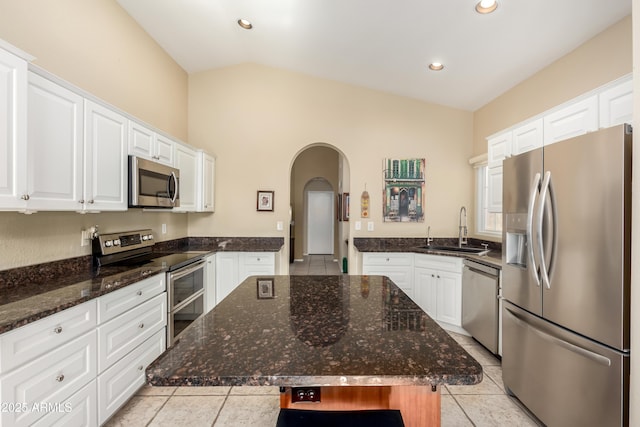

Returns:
426,225,433,246
458,206,468,247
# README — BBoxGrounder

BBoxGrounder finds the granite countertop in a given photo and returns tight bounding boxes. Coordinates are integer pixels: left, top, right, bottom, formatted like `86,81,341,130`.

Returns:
353,237,503,269
0,237,284,334
146,275,483,388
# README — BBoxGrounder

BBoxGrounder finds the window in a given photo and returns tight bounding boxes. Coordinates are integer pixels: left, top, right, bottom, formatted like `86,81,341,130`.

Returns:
476,164,502,235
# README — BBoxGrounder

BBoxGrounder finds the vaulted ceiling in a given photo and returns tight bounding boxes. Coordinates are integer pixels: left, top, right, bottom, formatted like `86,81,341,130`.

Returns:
116,0,631,111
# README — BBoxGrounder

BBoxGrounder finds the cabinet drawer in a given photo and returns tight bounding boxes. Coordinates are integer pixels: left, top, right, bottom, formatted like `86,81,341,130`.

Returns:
0,300,96,373
31,380,97,427
0,330,97,427
241,252,275,265
414,254,462,273
362,253,413,266
98,329,165,425
98,293,166,372
98,273,166,324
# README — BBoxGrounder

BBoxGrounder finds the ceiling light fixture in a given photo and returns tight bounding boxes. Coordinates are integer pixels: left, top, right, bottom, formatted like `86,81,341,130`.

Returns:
475,0,498,14
237,19,253,29
429,62,444,71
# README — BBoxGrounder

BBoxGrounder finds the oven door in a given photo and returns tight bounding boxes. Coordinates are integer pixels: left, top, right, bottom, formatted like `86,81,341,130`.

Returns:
168,260,205,310
168,292,204,345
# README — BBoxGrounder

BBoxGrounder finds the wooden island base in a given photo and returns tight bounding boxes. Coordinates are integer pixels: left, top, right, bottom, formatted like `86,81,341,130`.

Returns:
280,385,441,427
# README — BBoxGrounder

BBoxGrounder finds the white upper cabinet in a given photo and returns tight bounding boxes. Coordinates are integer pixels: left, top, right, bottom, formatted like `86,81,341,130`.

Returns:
599,76,633,128
128,120,174,166
197,151,215,212
0,48,27,210
83,100,128,211
543,95,598,146
173,142,198,212
487,131,512,165
27,71,84,211
511,118,543,156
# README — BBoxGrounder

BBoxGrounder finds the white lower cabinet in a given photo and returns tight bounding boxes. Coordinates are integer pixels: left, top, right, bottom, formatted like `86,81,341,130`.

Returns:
32,380,98,427
362,252,414,299
215,252,276,305
0,330,97,427
97,293,167,372
98,329,165,425
413,254,464,333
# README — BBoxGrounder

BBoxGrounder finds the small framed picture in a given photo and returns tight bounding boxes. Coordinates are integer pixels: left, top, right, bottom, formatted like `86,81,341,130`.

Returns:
257,191,274,211
342,192,350,222
257,278,275,299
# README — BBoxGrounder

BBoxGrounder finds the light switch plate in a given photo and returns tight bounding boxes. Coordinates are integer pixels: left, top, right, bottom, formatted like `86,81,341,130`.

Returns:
277,221,284,231
367,221,374,231
355,221,361,230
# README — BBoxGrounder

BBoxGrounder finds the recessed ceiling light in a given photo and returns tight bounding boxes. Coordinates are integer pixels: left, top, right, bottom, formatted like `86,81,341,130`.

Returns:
475,0,498,14
429,62,444,71
237,19,253,29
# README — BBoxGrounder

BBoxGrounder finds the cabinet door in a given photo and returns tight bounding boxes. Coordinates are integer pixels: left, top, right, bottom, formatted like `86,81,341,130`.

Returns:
27,72,83,210
239,252,275,282
0,48,27,210
362,266,414,299
0,330,97,427
128,120,154,159
599,77,633,128
414,267,437,318
436,271,462,327
215,252,239,305
512,118,543,155
97,293,166,372
543,95,598,146
198,151,215,212
487,131,511,165
84,100,127,211
0,300,96,373
174,143,198,212
154,134,175,166
97,330,165,425
31,380,97,427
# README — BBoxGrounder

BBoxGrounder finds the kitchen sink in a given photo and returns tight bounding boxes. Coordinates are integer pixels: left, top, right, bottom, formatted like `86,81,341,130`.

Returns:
418,245,489,255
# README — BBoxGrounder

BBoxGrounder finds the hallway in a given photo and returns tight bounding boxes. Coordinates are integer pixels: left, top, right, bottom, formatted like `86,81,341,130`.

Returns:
289,254,343,275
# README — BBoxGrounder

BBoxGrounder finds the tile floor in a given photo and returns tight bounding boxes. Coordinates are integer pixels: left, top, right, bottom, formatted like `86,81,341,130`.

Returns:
289,254,343,275
107,255,541,426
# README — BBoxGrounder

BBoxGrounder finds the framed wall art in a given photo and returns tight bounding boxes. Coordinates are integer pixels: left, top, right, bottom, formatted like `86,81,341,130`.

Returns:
257,191,274,211
257,278,275,299
382,158,425,222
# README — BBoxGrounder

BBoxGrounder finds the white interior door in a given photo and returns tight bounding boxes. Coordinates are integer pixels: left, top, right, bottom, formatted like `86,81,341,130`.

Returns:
307,191,334,254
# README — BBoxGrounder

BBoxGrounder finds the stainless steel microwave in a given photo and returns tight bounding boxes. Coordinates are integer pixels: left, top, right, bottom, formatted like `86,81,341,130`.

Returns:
128,155,180,208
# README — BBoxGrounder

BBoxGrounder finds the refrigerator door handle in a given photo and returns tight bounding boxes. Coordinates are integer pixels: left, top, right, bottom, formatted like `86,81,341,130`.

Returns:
538,171,554,289
505,306,612,367
527,172,541,286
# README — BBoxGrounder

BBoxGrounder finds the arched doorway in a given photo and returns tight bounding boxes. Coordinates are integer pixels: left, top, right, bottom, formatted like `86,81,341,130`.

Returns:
290,144,350,265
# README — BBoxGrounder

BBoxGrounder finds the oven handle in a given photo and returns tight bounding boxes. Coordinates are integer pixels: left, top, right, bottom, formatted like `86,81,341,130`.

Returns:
169,259,206,282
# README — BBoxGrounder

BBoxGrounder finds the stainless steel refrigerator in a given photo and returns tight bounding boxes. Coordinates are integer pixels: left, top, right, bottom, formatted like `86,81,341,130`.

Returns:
501,124,631,426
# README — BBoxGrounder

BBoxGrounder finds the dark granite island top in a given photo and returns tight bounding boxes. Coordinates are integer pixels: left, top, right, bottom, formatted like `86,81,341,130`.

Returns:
147,275,482,387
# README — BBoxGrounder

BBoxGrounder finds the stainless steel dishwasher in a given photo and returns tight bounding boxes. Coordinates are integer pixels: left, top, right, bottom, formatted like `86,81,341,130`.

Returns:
462,259,501,355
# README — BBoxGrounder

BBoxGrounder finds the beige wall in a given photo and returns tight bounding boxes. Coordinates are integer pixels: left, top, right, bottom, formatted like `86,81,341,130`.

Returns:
186,64,475,271
0,0,189,269
473,15,632,156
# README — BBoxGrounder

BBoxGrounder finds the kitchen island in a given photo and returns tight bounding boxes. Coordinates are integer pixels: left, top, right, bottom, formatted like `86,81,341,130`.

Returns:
146,275,482,426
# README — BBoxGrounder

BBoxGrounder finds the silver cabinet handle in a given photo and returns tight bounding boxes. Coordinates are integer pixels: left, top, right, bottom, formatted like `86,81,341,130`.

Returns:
136,290,143,296
53,326,63,334
56,374,65,382
139,323,144,329
88,200,94,204
79,199,84,204
138,365,144,371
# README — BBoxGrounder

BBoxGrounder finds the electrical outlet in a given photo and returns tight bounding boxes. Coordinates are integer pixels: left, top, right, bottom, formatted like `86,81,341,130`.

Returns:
355,221,361,231
80,230,90,247
276,221,284,231
162,224,167,234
